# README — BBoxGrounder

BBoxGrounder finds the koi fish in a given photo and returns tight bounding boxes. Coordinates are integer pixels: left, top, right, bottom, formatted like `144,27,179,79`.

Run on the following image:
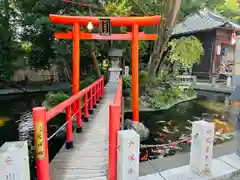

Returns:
157,132,168,137
156,120,166,124
167,120,177,129
214,119,226,125
140,150,148,161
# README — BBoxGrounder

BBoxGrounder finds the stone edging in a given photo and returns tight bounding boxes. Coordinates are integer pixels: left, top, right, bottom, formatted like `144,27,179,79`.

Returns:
139,153,240,180
124,95,197,113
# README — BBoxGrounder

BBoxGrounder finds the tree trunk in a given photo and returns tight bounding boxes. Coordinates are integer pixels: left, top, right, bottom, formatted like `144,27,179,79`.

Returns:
88,41,101,77
147,0,181,78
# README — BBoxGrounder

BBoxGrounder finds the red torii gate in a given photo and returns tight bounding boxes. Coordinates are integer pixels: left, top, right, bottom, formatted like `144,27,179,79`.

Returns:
49,14,160,121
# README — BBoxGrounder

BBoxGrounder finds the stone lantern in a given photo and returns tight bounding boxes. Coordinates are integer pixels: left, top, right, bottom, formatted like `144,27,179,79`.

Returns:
108,48,125,82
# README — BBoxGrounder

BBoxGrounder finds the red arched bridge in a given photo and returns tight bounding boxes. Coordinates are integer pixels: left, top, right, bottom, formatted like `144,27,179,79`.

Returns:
33,76,121,180
32,14,160,180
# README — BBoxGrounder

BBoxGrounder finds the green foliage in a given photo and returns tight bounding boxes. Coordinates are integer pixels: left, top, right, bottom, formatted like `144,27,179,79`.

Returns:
185,87,196,96
0,0,237,82
45,92,70,107
43,75,97,109
215,0,240,23
80,75,98,90
139,70,149,88
104,0,131,16
148,87,181,108
168,36,204,68
146,86,196,109
100,60,110,74
123,75,131,89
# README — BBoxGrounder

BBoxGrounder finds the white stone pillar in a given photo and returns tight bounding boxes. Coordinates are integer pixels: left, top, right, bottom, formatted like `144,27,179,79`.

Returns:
117,130,140,180
226,76,232,87
124,66,129,76
0,141,30,180
190,121,215,176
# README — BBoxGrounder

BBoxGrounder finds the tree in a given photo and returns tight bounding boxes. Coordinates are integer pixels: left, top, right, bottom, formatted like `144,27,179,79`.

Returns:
145,0,224,77
147,0,181,78
0,0,23,80
167,36,204,69
215,0,240,23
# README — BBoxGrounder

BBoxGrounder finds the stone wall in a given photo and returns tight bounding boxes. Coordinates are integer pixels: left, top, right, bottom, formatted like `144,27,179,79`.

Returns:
12,65,59,82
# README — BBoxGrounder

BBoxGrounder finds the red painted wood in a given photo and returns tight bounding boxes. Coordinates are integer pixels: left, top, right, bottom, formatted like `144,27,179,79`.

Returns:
84,92,89,119
66,106,73,142
49,14,161,26
108,77,122,180
77,99,82,128
54,31,157,40
33,107,50,180
33,77,104,180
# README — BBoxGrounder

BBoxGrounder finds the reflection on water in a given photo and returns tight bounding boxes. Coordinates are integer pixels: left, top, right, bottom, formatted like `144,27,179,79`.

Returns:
0,93,66,180
0,117,9,126
125,96,237,161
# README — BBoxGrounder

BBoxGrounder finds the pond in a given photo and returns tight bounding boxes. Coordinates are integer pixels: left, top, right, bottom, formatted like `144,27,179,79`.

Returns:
124,95,237,161
0,92,66,180
0,91,237,178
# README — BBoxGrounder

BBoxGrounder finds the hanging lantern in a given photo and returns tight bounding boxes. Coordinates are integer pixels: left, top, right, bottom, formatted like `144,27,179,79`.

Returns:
87,21,94,32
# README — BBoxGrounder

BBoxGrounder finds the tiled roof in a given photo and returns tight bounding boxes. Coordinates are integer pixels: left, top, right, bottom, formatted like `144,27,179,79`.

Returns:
172,9,240,35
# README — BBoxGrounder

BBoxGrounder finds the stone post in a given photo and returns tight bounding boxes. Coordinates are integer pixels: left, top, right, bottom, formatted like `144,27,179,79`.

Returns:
226,76,232,87
0,141,30,180
224,96,230,110
124,66,129,76
117,130,140,180
212,76,216,86
190,121,215,176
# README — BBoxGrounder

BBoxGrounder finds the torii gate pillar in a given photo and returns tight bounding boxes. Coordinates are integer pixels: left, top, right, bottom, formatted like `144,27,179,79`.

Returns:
132,24,139,121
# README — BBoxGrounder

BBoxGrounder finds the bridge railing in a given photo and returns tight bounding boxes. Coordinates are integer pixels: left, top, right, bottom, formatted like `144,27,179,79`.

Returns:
32,76,104,180
108,76,122,180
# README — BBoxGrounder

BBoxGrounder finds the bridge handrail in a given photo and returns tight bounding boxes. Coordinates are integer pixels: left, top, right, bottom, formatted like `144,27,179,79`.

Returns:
32,75,104,180
46,77,102,121
108,76,122,180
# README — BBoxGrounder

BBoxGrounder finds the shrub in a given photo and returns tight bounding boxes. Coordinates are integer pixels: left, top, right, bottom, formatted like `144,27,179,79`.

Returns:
186,87,196,96
45,92,70,107
123,75,131,89
139,70,149,88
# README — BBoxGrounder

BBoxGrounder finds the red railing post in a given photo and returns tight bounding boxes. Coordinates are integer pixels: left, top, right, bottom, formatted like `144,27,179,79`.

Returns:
93,84,97,108
101,78,104,97
96,83,98,103
99,79,102,98
33,107,50,180
76,99,82,133
97,81,100,102
89,88,93,114
108,104,121,180
66,106,73,149
102,76,105,97
84,92,89,122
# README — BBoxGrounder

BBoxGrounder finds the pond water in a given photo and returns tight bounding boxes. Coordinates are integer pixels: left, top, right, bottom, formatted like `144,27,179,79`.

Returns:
0,93,66,180
124,95,237,161
0,91,237,178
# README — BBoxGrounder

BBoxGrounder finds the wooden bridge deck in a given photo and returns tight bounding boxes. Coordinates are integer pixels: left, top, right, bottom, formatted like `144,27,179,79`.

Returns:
50,82,118,180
